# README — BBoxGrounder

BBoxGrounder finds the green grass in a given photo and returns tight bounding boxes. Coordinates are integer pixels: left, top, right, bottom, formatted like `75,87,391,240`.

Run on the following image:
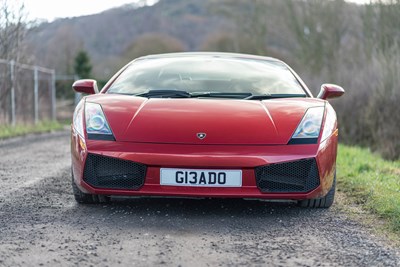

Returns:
337,144,400,233
0,121,67,139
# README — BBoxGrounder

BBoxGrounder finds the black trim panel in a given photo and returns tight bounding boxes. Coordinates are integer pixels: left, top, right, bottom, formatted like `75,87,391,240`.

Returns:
288,138,318,145
87,133,115,141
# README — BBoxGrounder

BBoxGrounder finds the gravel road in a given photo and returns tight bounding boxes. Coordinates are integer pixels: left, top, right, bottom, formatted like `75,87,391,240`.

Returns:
0,131,399,266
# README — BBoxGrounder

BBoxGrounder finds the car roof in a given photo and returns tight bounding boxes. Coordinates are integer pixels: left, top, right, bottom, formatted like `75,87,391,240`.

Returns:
135,52,283,63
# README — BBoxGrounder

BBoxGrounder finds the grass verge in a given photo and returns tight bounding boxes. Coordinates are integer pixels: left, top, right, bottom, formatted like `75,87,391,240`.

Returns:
0,121,68,139
337,144,400,241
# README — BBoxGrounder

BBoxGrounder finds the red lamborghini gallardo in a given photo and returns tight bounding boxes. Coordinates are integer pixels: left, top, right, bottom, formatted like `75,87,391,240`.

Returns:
71,52,344,208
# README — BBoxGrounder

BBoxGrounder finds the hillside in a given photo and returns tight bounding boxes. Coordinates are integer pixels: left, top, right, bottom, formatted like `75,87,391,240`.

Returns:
27,0,338,79
27,0,224,78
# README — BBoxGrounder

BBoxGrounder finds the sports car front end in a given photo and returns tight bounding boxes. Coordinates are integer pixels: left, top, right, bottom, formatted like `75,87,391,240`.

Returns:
70,52,344,208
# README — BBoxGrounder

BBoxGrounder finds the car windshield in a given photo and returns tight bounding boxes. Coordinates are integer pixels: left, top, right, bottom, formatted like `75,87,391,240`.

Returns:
106,56,306,98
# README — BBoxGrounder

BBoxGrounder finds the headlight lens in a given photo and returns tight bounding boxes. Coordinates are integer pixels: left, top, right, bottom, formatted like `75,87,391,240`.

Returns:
85,102,114,140
321,104,337,142
289,106,324,144
73,99,85,137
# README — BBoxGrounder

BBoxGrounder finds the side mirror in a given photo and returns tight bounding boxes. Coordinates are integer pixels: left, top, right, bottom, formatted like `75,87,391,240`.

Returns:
72,79,99,95
317,84,345,100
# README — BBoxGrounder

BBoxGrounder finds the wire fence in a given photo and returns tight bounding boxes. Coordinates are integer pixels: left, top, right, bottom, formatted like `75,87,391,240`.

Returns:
0,59,56,125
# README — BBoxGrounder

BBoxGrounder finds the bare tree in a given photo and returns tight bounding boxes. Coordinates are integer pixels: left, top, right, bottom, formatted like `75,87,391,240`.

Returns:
362,0,400,54
207,0,269,55
200,32,238,52
285,0,347,78
0,0,28,122
122,33,185,63
361,0,400,159
43,24,81,74
0,0,28,61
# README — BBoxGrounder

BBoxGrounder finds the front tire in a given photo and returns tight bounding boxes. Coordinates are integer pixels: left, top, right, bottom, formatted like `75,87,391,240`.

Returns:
298,176,336,208
71,170,110,204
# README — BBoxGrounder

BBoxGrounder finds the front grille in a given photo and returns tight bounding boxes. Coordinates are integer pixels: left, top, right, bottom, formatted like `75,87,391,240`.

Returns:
255,158,320,193
83,154,146,190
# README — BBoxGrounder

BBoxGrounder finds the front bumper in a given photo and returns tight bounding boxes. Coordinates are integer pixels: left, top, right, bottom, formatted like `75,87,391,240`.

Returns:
71,130,337,200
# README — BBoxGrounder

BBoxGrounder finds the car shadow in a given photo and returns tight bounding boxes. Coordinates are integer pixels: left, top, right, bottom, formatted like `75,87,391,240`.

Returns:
64,196,334,232
109,196,299,217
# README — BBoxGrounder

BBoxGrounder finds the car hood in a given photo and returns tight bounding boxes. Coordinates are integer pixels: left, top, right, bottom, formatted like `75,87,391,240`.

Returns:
87,94,325,145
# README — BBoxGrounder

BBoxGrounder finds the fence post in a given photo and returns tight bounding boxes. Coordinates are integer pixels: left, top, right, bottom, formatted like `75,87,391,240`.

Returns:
51,70,56,121
10,60,16,126
34,67,39,124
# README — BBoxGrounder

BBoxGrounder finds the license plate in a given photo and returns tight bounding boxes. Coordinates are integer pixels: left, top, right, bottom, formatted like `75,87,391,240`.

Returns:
160,168,242,187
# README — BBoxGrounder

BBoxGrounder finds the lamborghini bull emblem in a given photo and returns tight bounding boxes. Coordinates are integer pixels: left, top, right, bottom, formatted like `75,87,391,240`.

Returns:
197,133,206,140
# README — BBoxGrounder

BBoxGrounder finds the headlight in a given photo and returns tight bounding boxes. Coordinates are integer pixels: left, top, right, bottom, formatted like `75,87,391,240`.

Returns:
73,99,85,137
85,102,115,141
321,104,337,142
289,106,324,144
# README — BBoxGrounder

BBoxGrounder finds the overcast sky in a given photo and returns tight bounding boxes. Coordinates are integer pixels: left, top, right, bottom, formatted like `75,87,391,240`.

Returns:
24,0,369,22
24,0,156,22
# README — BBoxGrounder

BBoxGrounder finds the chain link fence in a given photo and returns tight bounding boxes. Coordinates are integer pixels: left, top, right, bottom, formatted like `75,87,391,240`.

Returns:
0,59,56,125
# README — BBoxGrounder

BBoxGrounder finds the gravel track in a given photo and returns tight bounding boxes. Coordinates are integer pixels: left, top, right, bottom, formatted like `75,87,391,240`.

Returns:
0,131,399,266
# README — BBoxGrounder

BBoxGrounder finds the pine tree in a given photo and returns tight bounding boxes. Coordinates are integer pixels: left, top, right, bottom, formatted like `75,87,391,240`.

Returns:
74,50,92,79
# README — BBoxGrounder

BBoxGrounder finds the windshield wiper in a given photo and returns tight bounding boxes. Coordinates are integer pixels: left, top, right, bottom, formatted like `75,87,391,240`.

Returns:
133,90,306,100
244,93,307,100
190,92,253,99
134,89,191,98
135,90,253,99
